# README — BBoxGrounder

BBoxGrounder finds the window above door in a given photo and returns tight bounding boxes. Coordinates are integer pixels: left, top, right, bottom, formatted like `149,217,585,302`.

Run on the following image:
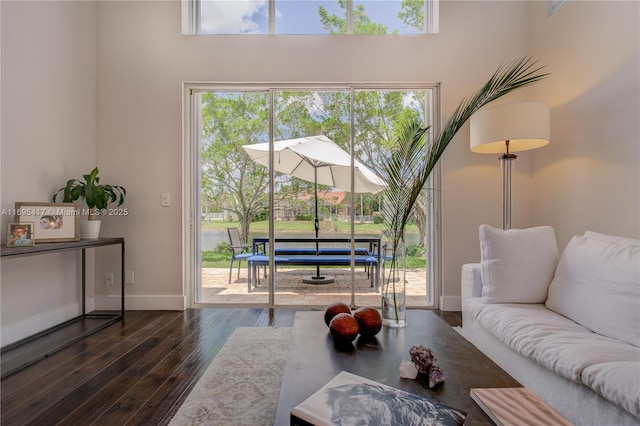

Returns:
182,0,439,35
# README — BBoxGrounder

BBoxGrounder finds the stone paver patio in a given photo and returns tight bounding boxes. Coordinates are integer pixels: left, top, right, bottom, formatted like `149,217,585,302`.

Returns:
200,267,429,307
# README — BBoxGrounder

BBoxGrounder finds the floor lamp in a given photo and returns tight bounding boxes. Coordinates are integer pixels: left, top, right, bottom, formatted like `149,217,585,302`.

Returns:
470,102,550,229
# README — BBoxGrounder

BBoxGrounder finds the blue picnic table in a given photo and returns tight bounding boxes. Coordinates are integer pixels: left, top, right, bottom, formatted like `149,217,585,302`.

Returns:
247,237,381,292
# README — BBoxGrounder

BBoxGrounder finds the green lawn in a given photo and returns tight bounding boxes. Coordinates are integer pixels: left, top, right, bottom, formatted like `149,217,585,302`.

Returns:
201,219,417,235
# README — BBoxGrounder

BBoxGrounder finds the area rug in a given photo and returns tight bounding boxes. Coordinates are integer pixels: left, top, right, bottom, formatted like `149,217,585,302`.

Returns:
169,327,292,426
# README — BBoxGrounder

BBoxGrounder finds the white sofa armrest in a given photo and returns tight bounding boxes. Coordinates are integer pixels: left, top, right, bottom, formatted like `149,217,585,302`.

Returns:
461,263,482,304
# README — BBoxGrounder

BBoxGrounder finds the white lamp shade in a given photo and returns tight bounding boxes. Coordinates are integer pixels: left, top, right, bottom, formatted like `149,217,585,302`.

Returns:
470,102,550,154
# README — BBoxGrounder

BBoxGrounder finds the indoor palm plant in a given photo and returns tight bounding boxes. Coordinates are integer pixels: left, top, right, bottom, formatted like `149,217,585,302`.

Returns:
53,167,126,239
378,58,549,327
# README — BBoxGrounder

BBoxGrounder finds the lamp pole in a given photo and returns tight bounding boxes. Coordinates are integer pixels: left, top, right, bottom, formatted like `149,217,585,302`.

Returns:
500,140,517,230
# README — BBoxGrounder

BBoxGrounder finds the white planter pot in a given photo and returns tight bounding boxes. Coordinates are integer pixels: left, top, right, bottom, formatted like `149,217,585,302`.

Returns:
80,220,101,239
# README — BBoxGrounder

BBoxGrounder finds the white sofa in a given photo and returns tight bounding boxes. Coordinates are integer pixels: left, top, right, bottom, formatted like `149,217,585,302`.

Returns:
461,226,640,425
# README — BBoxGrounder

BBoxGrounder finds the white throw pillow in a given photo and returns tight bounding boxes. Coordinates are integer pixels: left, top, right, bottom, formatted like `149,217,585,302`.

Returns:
479,224,559,304
546,234,640,347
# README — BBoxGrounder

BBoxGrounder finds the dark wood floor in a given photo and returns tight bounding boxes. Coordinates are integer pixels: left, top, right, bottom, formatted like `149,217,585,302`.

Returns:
0,308,462,426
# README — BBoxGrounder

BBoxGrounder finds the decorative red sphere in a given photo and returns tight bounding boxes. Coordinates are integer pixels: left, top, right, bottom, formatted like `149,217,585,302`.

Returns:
329,313,360,343
353,306,382,337
324,302,351,326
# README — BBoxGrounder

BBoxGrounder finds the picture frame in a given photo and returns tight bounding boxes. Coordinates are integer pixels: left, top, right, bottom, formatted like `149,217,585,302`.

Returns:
14,202,80,242
6,222,36,247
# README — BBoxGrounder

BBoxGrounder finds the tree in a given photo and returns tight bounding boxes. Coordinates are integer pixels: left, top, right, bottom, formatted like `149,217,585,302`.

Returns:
200,91,342,241
398,0,425,32
318,0,391,34
319,0,425,35
201,92,271,243
201,91,427,242
201,89,428,243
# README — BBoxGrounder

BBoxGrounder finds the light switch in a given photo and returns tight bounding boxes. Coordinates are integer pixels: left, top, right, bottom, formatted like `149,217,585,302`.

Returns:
161,193,171,207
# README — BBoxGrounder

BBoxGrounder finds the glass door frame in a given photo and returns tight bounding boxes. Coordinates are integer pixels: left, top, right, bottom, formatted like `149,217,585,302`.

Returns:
182,82,441,309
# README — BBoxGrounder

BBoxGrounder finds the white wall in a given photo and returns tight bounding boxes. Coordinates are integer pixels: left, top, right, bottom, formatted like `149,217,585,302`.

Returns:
530,0,640,249
95,0,533,311
2,1,637,330
0,1,98,343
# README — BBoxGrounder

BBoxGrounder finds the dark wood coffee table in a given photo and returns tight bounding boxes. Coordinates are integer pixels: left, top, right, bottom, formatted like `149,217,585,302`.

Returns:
274,310,520,425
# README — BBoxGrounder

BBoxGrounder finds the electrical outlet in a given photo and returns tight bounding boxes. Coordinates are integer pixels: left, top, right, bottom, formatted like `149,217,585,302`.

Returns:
105,273,114,287
161,193,171,207
126,271,134,285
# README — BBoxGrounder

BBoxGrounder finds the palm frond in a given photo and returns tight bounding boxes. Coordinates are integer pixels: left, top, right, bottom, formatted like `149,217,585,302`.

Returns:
380,57,549,252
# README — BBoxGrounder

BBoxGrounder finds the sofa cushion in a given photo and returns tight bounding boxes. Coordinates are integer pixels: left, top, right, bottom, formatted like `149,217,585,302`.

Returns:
479,225,559,304
546,234,640,347
464,299,640,383
584,230,640,247
582,361,640,419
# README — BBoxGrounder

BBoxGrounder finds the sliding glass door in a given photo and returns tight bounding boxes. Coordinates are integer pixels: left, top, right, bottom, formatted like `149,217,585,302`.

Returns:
186,83,438,309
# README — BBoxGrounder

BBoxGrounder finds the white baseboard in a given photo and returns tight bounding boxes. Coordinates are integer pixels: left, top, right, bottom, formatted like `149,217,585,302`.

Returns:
94,295,186,311
85,296,95,312
439,295,462,311
1,302,80,347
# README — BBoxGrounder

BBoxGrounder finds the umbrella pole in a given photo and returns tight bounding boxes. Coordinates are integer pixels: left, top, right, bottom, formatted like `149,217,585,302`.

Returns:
314,167,320,277
302,165,335,284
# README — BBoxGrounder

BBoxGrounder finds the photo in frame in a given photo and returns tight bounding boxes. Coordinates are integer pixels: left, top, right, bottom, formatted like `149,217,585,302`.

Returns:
7,222,36,247
14,202,80,242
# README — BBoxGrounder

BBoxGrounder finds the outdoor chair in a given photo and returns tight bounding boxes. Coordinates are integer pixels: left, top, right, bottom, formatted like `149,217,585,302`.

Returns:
380,243,395,282
227,227,253,283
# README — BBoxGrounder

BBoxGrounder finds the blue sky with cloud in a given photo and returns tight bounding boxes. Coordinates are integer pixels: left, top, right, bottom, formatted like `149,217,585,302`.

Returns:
200,1,417,35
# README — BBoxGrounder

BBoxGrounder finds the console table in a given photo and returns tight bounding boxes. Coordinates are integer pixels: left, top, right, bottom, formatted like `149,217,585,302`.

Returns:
0,237,125,378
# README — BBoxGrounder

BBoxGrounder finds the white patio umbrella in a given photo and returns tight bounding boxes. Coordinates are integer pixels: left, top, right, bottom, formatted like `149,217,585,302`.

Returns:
242,135,386,282
242,135,386,193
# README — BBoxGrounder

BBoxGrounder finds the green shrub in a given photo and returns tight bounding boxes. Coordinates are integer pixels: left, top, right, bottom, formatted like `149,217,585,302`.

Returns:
295,213,313,221
253,208,268,222
406,244,426,258
372,212,385,224
213,242,232,254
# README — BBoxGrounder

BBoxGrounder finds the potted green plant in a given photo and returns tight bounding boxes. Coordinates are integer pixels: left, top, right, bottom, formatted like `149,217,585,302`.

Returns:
53,167,126,239
378,58,548,327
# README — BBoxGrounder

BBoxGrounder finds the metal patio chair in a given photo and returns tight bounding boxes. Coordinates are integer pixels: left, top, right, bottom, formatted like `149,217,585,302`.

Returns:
227,227,253,283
